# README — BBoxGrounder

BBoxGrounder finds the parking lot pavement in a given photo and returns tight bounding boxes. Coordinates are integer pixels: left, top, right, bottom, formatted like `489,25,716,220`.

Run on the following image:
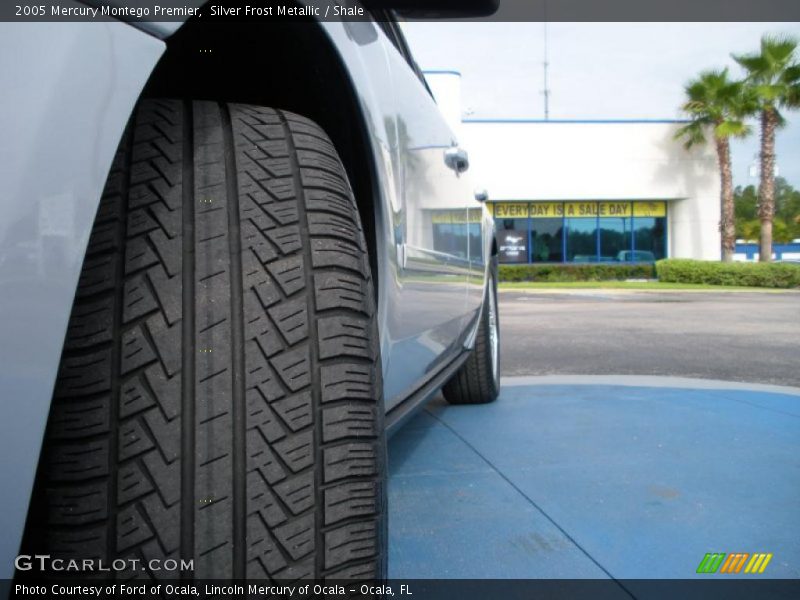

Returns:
499,289,800,387
387,377,800,579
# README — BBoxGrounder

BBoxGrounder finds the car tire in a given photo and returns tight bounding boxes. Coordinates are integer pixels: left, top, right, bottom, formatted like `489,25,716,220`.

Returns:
21,100,386,580
442,259,501,405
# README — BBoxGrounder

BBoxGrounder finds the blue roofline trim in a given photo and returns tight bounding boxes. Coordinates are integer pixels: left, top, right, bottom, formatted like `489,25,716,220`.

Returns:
463,118,690,124
422,69,462,77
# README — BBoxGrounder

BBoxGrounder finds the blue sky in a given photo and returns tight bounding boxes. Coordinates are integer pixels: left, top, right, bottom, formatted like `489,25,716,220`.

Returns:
402,22,800,188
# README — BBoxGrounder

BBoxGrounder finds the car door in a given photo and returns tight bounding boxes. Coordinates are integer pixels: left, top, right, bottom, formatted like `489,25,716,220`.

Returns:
374,17,477,409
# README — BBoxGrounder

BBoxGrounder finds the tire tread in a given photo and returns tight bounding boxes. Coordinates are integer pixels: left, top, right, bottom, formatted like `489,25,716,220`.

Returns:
22,100,386,582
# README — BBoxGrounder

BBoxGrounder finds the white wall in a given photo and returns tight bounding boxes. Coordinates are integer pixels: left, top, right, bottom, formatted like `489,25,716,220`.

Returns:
459,121,721,260
423,71,463,138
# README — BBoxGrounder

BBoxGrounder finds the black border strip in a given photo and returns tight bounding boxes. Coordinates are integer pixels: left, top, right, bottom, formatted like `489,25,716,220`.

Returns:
3,1,800,23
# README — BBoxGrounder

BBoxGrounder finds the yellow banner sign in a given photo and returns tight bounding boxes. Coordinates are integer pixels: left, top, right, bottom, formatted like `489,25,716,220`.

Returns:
563,201,633,217
564,202,598,217
493,203,529,219
431,210,460,224
633,201,667,217
467,208,483,224
431,209,483,224
490,201,666,219
600,202,632,217
529,202,564,218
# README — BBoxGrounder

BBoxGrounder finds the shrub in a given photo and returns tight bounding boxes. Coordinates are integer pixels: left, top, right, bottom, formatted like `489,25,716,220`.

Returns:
655,259,800,288
499,263,656,283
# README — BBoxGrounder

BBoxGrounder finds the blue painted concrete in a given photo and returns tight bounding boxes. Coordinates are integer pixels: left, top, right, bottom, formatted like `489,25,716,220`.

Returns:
387,383,800,579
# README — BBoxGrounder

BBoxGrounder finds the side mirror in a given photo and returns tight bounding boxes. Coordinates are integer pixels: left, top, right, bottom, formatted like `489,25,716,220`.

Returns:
444,146,470,174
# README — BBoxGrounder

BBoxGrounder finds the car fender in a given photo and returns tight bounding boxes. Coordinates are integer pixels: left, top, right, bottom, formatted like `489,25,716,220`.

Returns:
0,5,402,577
0,18,165,578
1,1,488,576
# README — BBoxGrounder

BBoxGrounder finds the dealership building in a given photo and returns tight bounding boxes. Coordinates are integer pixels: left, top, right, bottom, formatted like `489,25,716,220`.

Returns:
426,71,722,264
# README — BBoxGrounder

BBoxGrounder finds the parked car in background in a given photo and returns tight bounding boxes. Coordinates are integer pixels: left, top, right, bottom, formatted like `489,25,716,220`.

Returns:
0,0,500,582
617,250,657,262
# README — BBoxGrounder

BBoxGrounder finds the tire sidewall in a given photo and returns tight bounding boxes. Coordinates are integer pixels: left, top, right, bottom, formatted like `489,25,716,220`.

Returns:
485,258,501,396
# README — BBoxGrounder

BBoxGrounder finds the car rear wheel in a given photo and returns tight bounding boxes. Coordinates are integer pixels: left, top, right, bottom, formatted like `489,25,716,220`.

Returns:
442,260,501,405
21,100,386,580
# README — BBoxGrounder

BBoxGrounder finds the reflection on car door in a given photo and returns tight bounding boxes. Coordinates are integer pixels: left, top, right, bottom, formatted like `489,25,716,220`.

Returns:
376,21,476,409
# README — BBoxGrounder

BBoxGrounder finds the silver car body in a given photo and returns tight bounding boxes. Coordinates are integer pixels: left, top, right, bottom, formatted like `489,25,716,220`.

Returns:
0,0,494,576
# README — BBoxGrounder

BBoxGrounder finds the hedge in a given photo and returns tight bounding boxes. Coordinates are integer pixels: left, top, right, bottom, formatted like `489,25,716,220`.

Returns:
655,259,800,288
499,263,656,282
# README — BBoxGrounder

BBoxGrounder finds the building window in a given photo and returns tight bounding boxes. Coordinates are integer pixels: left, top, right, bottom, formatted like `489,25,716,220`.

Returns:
497,219,529,263
566,218,598,262
492,200,667,264
598,202,632,262
467,208,484,266
632,201,667,261
564,202,600,263
633,217,666,261
599,217,632,261
494,203,530,263
531,219,564,262
431,209,468,258
530,202,563,262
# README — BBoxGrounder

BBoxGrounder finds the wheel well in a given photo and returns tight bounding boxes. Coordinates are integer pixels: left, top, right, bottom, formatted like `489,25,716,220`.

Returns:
142,17,380,294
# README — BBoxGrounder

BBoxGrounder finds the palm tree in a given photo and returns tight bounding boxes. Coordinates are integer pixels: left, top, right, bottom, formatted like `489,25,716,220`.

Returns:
733,35,800,262
675,69,753,262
